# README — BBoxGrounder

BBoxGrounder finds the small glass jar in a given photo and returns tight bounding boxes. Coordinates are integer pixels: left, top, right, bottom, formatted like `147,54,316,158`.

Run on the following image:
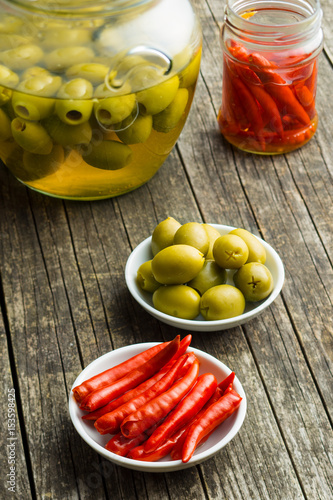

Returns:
0,0,202,199
218,0,323,154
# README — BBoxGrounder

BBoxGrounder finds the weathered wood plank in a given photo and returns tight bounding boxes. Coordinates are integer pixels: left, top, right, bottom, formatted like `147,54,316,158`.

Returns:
0,307,32,499
0,169,112,500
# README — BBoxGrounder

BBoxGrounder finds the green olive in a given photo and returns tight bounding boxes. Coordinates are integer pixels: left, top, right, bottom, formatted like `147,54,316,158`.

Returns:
0,15,23,34
55,99,94,125
46,46,95,72
94,80,131,99
151,244,205,285
0,64,19,87
11,118,53,155
0,44,44,70
174,222,209,255
57,79,93,100
21,66,50,80
200,284,246,320
179,48,202,88
229,228,266,264
137,75,179,115
153,285,200,319
213,234,249,269
233,262,274,302
83,140,132,170
187,260,227,295
21,145,64,181
202,224,221,260
11,91,55,121
43,115,92,146
0,108,12,140
0,86,11,106
18,74,62,97
94,94,136,127
66,63,109,85
137,260,161,293
41,29,91,50
153,88,188,133
151,217,181,256
0,33,32,50
116,113,152,144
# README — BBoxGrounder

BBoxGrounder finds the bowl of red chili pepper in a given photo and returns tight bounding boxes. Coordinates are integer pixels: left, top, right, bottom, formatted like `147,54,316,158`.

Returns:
69,337,247,472
125,223,284,332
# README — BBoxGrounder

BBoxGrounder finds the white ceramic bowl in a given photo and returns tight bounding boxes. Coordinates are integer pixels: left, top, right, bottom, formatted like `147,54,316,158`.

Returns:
69,342,247,472
125,224,285,331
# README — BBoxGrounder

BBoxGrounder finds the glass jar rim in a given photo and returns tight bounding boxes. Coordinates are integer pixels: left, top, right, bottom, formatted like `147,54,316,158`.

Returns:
225,0,322,31
224,0,323,48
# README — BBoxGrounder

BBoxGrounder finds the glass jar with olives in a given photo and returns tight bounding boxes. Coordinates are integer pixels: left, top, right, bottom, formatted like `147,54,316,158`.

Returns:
0,0,202,199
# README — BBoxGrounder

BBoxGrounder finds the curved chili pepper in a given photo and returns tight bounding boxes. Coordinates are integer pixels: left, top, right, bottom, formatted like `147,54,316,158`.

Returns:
294,85,316,119
94,354,188,435
80,336,180,412
231,76,265,150
249,52,310,126
105,431,148,456
105,417,164,456
144,372,217,453
305,60,317,95
82,335,192,421
121,357,200,439
227,42,249,63
182,389,242,463
73,340,171,403
218,372,235,394
127,427,186,461
170,386,223,460
235,66,284,136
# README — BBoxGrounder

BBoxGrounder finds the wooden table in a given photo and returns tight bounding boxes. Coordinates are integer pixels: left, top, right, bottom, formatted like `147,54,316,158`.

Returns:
1,0,332,498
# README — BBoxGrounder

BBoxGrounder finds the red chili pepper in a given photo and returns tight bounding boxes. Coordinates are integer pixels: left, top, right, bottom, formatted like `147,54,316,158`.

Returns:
235,65,284,136
144,372,217,453
305,60,317,95
80,336,180,412
170,386,223,460
227,42,250,63
105,431,148,456
121,357,200,439
219,59,247,132
127,427,186,461
82,335,192,421
294,85,316,119
73,340,171,403
182,389,242,463
249,52,310,126
94,354,188,435
230,76,266,150
218,372,235,394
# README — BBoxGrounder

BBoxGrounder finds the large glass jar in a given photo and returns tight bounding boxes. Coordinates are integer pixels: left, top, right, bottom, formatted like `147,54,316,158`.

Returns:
0,0,202,199
218,0,323,154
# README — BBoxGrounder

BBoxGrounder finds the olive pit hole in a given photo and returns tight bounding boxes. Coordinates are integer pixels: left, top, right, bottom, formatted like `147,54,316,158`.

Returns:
16,105,30,118
66,110,83,122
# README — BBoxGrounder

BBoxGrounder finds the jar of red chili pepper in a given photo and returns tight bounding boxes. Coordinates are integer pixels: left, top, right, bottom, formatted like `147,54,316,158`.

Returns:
218,0,323,154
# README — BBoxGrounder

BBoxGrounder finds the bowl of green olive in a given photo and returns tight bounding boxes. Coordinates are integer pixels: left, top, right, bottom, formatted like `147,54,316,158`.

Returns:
125,219,285,332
